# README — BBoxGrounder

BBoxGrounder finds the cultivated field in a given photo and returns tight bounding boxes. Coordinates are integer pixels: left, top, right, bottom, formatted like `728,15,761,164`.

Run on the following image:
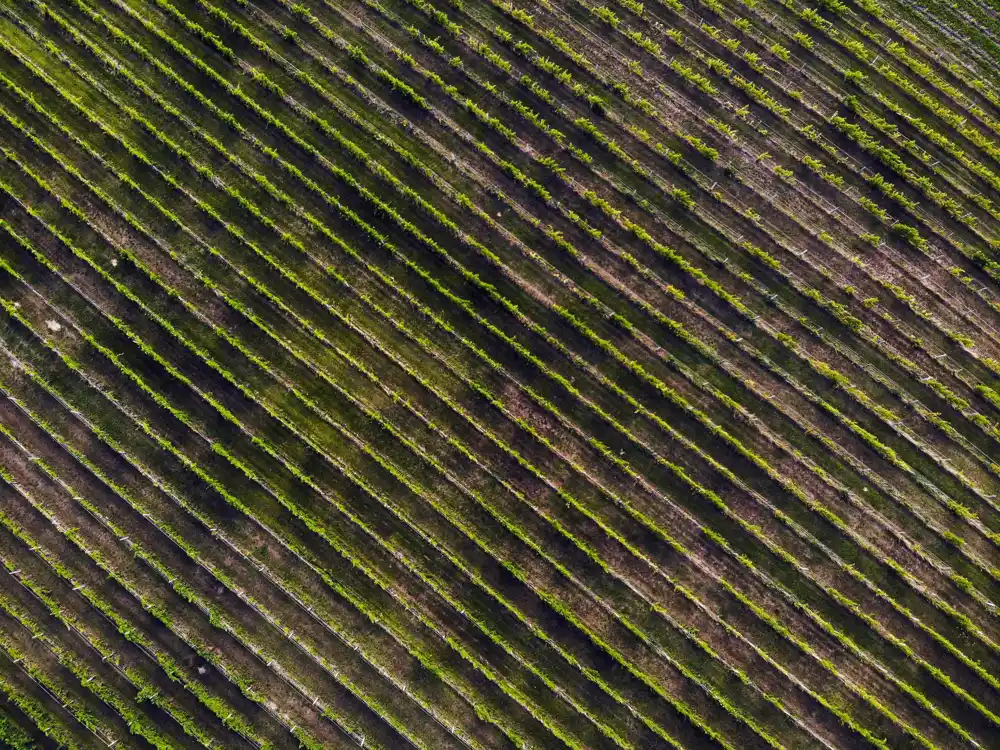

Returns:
0,0,998,746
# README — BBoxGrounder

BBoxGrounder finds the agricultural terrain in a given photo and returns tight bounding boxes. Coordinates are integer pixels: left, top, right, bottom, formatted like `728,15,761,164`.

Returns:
0,0,998,745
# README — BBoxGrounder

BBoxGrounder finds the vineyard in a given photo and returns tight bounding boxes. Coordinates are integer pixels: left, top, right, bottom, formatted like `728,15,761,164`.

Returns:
0,0,998,745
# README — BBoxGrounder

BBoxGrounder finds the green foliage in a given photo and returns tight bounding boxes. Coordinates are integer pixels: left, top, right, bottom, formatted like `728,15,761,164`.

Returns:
670,60,718,95
682,133,719,160
669,187,695,208
890,222,930,251
772,165,795,181
1,2,996,749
